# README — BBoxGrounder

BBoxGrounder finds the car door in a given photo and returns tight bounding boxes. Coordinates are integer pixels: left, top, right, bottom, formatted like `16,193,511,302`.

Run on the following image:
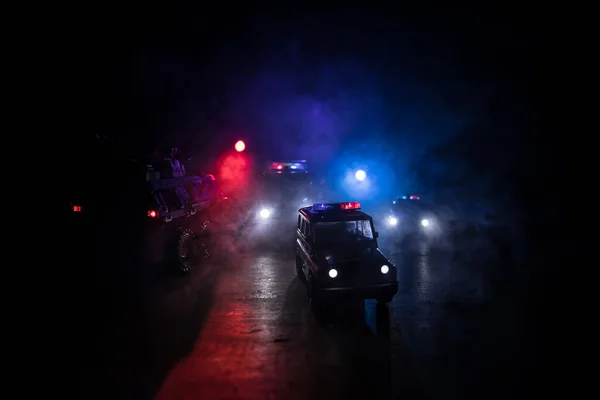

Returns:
296,215,314,276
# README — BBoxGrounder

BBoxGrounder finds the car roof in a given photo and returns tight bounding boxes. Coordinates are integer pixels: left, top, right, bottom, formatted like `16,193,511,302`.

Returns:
299,207,372,222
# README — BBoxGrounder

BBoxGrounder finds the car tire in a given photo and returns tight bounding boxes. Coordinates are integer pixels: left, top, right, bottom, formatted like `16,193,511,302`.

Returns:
308,273,324,317
308,272,323,304
295,255,305,281
307,271,316,298
308,273,333,319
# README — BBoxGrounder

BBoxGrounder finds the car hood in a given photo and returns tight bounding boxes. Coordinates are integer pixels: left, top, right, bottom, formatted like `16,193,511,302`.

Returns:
315,243,377,264
392,205,442,220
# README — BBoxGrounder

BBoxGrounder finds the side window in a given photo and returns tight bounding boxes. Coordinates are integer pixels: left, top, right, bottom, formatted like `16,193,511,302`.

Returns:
304,221,311,237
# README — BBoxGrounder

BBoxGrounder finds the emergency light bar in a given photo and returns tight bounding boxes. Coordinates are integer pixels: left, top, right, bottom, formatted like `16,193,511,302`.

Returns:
312,202,361,211
268,161,307,170
340,201,361,210
409,195,420,200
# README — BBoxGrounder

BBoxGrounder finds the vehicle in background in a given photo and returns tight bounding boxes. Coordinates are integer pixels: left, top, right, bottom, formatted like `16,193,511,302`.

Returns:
254,160,312,223
69,147,231,274
382,194,445,240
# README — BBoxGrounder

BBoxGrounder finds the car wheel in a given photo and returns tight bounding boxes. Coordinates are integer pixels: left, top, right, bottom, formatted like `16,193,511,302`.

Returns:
307,271,315,296
308,273,327,316
296,255,305,281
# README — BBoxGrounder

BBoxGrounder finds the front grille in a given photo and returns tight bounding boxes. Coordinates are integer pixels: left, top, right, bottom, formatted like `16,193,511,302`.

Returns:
328,262,380,286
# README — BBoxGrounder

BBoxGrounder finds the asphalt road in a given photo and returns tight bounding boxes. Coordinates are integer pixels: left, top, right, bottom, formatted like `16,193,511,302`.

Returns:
79,216,537,400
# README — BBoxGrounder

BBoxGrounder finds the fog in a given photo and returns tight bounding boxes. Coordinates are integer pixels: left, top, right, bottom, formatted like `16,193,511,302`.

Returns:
116,12,533,304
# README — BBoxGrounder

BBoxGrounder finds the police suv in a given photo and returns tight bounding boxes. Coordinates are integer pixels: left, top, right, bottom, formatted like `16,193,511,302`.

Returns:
384,194,443,238
295,202,398,306
256,160,312,222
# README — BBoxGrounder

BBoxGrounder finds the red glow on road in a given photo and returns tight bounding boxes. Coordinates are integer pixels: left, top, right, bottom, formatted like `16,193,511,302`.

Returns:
154,272,293,400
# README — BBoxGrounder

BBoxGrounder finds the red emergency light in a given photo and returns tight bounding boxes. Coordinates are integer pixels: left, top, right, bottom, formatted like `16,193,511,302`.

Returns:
409,195,420,200
340,201,361,210
148,210,157,218
73,205,82,212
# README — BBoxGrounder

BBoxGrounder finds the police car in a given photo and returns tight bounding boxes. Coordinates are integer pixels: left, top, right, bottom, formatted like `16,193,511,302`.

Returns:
256,160,312,222
384,194,443,238
295,201,398,306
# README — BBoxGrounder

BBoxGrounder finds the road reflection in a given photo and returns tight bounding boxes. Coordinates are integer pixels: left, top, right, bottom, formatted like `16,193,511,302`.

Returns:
281,277,423,400
156,254,292,399
380,230,531,400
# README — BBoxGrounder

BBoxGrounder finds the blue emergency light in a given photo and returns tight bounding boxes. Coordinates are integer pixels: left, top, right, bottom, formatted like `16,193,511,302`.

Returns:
269,161,307,170
312,203,334,211
312,202,361,211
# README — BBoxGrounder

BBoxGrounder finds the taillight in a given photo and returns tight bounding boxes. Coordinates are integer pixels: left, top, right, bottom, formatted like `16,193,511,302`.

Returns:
73,205,82,212
148,210,157,218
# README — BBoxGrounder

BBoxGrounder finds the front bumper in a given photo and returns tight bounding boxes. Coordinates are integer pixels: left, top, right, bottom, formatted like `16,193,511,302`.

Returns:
318,282,398,299
384,220,444,238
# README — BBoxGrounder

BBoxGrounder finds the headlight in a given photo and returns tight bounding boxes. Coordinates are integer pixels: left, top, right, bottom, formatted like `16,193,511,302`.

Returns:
381,265,389,274
329,268,338,278
388,216,397,226
259,208,271,219
421,219,429,227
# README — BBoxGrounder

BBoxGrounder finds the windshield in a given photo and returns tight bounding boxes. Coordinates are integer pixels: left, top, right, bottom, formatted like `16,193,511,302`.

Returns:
314,220,374,244
265,173,309,182
394,199,432,211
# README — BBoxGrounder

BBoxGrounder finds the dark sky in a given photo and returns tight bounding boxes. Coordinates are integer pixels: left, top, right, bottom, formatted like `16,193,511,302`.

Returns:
67,4,542,206
74,5,533,137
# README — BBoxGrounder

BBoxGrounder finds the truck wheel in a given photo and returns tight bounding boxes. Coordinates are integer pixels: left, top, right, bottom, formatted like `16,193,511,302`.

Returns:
177,228,195,273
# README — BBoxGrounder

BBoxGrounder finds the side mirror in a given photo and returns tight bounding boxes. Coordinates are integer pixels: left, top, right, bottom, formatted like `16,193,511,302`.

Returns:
374,231,379,239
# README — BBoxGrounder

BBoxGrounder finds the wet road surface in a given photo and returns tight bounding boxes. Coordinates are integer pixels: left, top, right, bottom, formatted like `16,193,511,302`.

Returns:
81,218,536,400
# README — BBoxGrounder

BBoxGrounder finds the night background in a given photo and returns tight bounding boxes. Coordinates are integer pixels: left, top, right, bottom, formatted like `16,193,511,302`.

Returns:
60,3,563,400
